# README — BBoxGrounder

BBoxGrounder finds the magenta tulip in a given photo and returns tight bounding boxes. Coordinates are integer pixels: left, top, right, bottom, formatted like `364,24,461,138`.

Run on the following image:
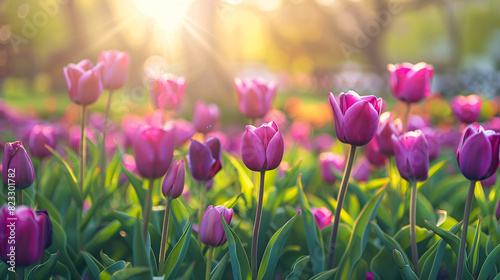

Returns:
63,59,103,105
421,128,441,161
387,62,434,103
310,133,335,153
352,158,371,182
150,74,186,110
234,78,277,118
2,141,35,189
311,207,332,230
290,122,311,148
28,125,56,159
365,138,388,167
132,127,175,180
319,152,345,184
456,124,500,181
241,121,284,172
481,173,497,188
329,91,383,146
192,101,220,134
162,160,185,199
407,115,429,132
199,205,233,247
451,94,483,124
98,50,130,90
376,112,403,156
187,137,222,182
391,130,429,182
166,119,195,148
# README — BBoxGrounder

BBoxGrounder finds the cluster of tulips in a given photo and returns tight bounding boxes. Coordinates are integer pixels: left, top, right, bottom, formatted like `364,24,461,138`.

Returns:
1,51,500,280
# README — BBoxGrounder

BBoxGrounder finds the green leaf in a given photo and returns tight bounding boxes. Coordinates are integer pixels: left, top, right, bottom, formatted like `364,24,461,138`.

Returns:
474,182,490,218
100,261,127,280
178,262,196,280
122,163,146,211
258,213,299,280
467,216,482,276
35,193,62,224
285,255,310,280
370,221,410,266
27,252,60,280
223,152,254,207
308,268,338,280
223,193,243,209
132,213,153,280
47,218,80,279
477,244,500,280
100,250,117,267
221,215,252,280
163,219,194,279
81,249,106,279
109,268,152,280
417,159,449,190
47,146,83,208
393,249,419,280
210,252,230,280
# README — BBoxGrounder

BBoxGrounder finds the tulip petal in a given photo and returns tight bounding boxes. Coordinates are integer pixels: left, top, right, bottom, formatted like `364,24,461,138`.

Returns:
188,139,215,181
241,127,266,171
483,133,500,180
329,93,345,143
458,131,492,180
408,131,429,181
265,131,284,170
343,101,379,146
392,134,411,181
77,70,103,105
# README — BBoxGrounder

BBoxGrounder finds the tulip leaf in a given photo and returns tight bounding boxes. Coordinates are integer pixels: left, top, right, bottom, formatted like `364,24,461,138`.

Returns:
258,212,299,280
221,215,252,280
467,216,482,276
285,255,310,280
163,218,194,279
308,268,338,280
370,221,410,266
223,152,254,207
35,192,62,224
474,182,490,218
83,221,121,253
417,159,449,190
47,218,80,279
393,248,419,280
210,252,230,280
99,260,127,280
108,267,153,280
223,193,243,209
80,249,106,279
47,146,83,208
334,185,386,280
121,164,146,211
27,252,60,280
477,244,500,280
100,250,117,267
296,175,325,275
132,213,153,280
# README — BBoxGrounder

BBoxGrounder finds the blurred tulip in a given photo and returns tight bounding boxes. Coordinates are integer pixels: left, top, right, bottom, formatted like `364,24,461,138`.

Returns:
391,130,429,182
162,160,185,199
451,94,483,124
352,158,371,182
63,59,103,105
122,115,146,149
387,62,434,103
376,112,403,156
98,50,129,90
407,115,429,132
132,127,175,179
311,207,332,230
192,101,220,134
319,152,345,184
366,272,375,280
421,128,441,161
120,154,138,183
187,137,222,182
0,205,52,266
28,125,56,159
241,121,284,172
234,78,277,118
365,138,387,167
329,91,383,146
456,124,500,181
199,205,233,247
481,173,497,187
2,141,35,189
166,119,195,148
150,74,186,110
310,133,335,153
263,109,287,129
290,122,311,148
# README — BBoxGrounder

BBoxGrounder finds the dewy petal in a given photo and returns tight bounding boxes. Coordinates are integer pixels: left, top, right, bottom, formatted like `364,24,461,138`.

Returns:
343,101,379,146
408,131,429,181
241,127,266,171
265,131,284,170
329,92,345,143
458,131,492,180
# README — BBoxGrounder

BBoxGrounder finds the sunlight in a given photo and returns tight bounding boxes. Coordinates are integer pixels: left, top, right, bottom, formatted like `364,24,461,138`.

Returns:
132,0,192,33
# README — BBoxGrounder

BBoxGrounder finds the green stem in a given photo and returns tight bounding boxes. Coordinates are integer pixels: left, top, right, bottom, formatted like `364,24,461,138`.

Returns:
251,171,266,280
159,197,172,272
205,247,214,280
327,144,357,270
198,182,206,229
403,102,411,132
456,180,476,280
16,189,22,206
144,179,155,243
79,105,87,194
409,181,419,275
100,90,113,194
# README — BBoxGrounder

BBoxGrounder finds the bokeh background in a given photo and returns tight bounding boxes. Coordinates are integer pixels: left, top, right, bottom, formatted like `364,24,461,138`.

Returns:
0,0,499,127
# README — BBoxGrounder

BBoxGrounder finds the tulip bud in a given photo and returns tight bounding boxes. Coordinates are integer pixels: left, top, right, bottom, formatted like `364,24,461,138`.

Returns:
28,125,56,159
241,121,284,172
329,91,383,146
365,138,387,167
63,59,104,105
456,124,500,181
234,78,277,118
199,205,233,247
150,74,186,110
162,160,185,199
187,137,222,182
319,152,345,184
376,112,403,156
132,127,175,179
192,101,220,134
451,94,483,124
387,62,434,103
391,130,429,182
310,207,332,230
98,50,130,90
0,205,53,266
2,141,35,189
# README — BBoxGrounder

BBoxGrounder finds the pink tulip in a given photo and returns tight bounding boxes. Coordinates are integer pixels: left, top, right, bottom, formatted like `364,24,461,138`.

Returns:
319,152,345,184
162,160,185,199
28,125,56,159
166,119,195,148
311,207,333,230
63,59,103,105
407,115,429,132
391,130,429,182
310,133,335,153
289,122,311,148
192,101,220,134
199,205,233,247
451,94,483,124
481,173,497,188
98,50,130,90
387,62,434,103
365,138,388,167
150,74,186,110
376,112,403,156
352,158,371,182
241,121,284,172
234,78,277,118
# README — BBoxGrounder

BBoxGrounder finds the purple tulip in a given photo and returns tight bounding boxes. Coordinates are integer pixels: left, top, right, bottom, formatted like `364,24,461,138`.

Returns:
192,101,220,134
481,173,497,188
319,152,345,184
456,124,500,181
387,62,434,103
241,121,284,172
329,91,383,146
63,59,103,105
28,125,56,159
162,160,185,199
2,141,35,189
366,272,375,280
234,78,277,119
290,122,311,148
391,130,429,182
451,94,483,124
187,137,222,182
199,205,233,247
311,207,332,230
150,74,186,110
98,50,130,90
310,133,335,153
407,115,429,132
0,205,52,266
421,128,441,161
365,138,388,167
352,158,371,182
376,112,403,156
496,198,500,221
132,127,175,179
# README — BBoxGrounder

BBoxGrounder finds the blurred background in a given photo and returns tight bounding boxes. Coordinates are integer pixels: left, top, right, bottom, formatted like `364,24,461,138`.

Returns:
0,0,499,126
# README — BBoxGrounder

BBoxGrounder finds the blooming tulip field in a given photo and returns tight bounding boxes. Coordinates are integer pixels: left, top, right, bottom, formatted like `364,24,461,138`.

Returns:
2,49,500,280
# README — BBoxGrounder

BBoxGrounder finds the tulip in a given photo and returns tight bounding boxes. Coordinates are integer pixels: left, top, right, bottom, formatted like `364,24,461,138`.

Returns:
421,128,441,161
310,133,335,153
328,91,383,146
481,173,497,188
0,205,52,267
376,112,403,156
496,198,500,221
2,141,35,192
98,50,129,90
63,59,103,106
365,138,387,167
28,125,56,159
451,94,483,124
166,119,195,148
387,62,434,103
290,122,311,148
352,158,371,182
234,78,277,119
311,207,332,230
263,109,287,129
162,160,185,199
187,137,222,182
150,74,186,111
319,152,345,184
192,101,220,134
366,272,375,280
407,115,429,132
241,121,284,172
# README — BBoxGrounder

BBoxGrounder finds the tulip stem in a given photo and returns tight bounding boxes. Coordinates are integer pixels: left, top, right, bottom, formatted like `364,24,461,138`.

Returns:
327,144,357,270
159,197,172,272
457,180,476,280
144,179,155,243
409,181,419,275
251,170,266,280
205,246,214,280
404,102,411,132
100,90,114,194
198,182,206,229
79,105,87,195
15,189,22,206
